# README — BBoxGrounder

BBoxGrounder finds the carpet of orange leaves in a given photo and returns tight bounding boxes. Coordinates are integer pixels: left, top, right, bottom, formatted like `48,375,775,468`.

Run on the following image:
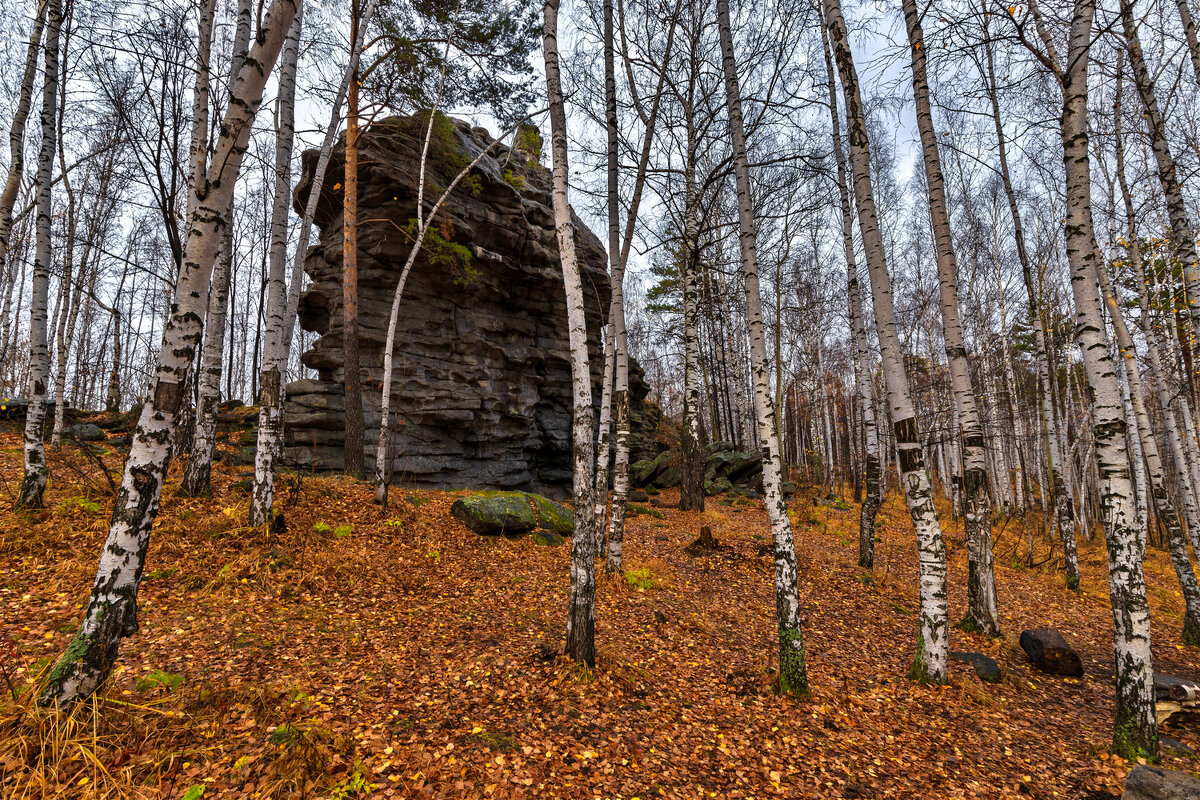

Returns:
1,425,1199,799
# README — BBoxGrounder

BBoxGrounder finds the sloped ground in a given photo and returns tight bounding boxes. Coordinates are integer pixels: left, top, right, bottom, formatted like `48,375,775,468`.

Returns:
1,427,1198,799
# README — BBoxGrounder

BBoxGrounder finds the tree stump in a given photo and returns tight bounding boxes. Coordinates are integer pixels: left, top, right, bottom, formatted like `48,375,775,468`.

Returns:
1018,628,1083,676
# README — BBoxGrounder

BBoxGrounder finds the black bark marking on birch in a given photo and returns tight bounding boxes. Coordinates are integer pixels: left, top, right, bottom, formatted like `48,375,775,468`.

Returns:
153,380,182,415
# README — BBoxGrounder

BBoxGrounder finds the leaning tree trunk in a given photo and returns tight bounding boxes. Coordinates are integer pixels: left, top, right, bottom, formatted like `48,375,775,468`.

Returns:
1122,0,1200,349
1173,0,1200,85
0,0,46,286
374,107,515,505
182,0,252,497
717,0,808,697
979,29,1079,589
40,0,299,708
545,0,597,667
1115,75,1200,583
17,0,61,510
903,0,999,637
1039,0,1157,759
249,6,302,527
826,0,948,683
820,19,879,569
1099,260,1200,645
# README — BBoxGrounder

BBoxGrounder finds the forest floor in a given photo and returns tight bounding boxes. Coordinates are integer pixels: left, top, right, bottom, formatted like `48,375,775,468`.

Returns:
1,426,1199,799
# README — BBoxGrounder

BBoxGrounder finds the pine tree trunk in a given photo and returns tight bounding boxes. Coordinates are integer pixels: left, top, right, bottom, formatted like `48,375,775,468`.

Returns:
342,2,366,480
40,0,299,708
717,0,808,696
826,0,948,683
545,0,597,667
1041,0,1157,758
250,6,302,527
17,0,60,510
279,0,377,373
903,0,999,636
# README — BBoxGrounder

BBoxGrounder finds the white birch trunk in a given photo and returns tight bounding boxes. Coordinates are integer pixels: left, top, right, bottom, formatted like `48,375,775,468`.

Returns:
827,0,948,682
182,0,252,497
249,5,302,527
1035,0,1157,757
903,0,999,636
545,0,597,667
1100,261,1200,644
0,0,45,287
17,0,60,510
41,0,299,707
718,0,808,696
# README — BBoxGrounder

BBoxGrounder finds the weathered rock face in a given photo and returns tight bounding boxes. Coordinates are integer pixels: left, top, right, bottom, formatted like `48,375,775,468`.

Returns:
283,114,613,495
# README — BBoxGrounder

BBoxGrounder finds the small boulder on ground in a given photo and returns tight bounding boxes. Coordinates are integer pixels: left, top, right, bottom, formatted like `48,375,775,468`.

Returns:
950,651,1002,683
66,423,105,442
1122,764,1200,799
450,491,573,537
1019,628,1083,676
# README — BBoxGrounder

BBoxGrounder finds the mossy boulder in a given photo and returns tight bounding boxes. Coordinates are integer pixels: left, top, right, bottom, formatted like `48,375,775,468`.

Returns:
532,530,566,546
528,493,574,535
451,491,573,537
705,477,733,496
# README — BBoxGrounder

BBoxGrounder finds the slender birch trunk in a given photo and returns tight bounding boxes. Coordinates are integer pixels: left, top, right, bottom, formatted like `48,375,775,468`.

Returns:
602,0,630,571
1100,261,1200,644
903,0,999,636
373,108,518,505
250,6,302,527
50,65,78,450
17,0,60,510
1122,0,1200,346
41,0,299,707
545,0,597,667
0,0,45,286
717,0,808,696
1028,0,1158,757
1173,0,1200,84
1115,75,1200,572
679,127,705,512
182,0,252,497
979,30,1079,588
827,0,948,683
605,1,678,569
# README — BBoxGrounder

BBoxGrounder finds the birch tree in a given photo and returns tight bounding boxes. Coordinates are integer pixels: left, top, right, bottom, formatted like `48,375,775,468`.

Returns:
0,0,46,303
182,0,253,497
249,5,302,527
903,0,999,636
41,0,301,708
717,0,808,696
825,0,949,683
1011,0,1157,758
545,0,598,667
818,19,879,570
16,0,61,510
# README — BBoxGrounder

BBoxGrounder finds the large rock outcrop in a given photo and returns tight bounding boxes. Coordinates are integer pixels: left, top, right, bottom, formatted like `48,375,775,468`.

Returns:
284,113,623,494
